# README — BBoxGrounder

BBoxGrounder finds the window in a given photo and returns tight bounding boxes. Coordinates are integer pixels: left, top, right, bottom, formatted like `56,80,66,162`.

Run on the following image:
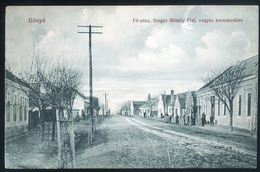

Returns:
247,93,251,116
218,99,220,116
24,99,27,121
19,97,23,121
224,99,226,116
14,95,17,121
238,95,241,116
6,92,10,122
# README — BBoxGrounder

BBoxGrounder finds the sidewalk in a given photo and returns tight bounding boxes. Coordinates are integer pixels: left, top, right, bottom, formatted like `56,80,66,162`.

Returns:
132,115,254,138
5,120,91,169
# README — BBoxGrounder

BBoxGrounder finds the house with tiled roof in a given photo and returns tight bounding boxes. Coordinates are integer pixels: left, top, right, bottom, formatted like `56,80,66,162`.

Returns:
158,90,174,117
167,90,176,118
73,91,89,119
185,91,197,125
130,100,146,116
139,94,159,117
196,55,258,132
173,92,187,123
5,69,30,140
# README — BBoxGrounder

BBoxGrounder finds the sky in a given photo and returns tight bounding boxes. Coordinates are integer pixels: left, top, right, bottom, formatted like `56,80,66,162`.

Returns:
5,6,258,112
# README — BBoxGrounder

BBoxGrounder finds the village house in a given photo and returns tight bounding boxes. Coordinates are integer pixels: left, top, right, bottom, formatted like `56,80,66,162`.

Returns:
158,91,172,117
5,70,30,140
196,55,258,131
27,83,55,131
173,92,186,124
139,94,159,117
167,90,176,118
73,91,88,119
166,90,197,125
184,91,197,125
84,96,100,118
130,101,146,116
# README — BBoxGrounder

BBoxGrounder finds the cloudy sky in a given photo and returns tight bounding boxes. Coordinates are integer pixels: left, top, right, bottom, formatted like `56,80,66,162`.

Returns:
5,6,258,112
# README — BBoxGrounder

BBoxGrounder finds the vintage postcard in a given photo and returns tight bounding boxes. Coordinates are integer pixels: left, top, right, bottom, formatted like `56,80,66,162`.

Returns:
5,6,258,168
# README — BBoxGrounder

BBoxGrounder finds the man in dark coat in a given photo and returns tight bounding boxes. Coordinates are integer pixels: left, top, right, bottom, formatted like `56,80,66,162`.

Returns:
201,113,206,127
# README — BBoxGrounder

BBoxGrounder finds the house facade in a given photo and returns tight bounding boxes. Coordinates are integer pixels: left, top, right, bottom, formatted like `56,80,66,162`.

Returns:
5,70,30,140
73,91,88,118
139,94,159,117
184,91,197,125
130,101,146,116
196,55,258,131
167,90,176,117
158,91,172,117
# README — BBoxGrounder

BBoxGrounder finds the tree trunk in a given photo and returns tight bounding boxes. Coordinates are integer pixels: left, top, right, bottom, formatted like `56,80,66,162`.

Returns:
52,120,55,141
68,110,76,168
229,101,233,131
40,110,44,142
56,109,62,168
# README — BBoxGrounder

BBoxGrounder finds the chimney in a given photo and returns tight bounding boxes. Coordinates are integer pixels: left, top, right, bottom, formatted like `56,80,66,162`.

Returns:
171,90,174,96
148,94,151,100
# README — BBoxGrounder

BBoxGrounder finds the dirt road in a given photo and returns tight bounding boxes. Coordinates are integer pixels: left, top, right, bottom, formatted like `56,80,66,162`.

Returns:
76,115,257,168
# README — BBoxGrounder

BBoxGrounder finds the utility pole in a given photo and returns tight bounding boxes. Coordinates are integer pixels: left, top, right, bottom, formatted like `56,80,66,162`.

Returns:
77,25,102,139
104,93,107,115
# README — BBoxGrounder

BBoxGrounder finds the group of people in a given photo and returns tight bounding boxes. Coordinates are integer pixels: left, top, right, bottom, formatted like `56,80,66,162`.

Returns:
161,112,215,127
201,113,215,127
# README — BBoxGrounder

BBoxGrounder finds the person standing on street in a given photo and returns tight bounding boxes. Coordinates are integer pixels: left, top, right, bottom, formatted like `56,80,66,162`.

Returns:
201,113,206,127
210,114,214,126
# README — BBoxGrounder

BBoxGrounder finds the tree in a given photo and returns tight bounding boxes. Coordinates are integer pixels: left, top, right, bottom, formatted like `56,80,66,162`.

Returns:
16,33,83,168
185,91,197,125
202,62,246,130
147,97,157,117
159,90,169,117
120,101,131,116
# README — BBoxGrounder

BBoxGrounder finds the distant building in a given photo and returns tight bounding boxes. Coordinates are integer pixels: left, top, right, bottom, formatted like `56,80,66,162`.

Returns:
130,101,146,116
185,91,197,125
139,94,159,117
166,90,197,125
173,92,186,124
197,55,258,130
5,70,30,140
84,96,100,117
158,91,172,117
167,90,176,117
73,91,88,118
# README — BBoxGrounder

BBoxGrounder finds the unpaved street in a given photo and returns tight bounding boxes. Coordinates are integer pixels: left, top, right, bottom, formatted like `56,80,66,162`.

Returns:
76,115,257,168
5,115,257,168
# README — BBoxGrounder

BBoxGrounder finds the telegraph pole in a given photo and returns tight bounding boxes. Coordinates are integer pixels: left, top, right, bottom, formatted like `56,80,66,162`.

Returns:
78,25,102,137
105,93,107,115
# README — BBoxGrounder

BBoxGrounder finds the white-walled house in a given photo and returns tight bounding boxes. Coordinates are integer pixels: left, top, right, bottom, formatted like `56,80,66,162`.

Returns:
130,101,146,116
184,91,197,125
173,92,186,123
5,70,30,140
139,94,159,117
158,91,173,117
196,55,258,131
73,91,88,118
167,90,176,117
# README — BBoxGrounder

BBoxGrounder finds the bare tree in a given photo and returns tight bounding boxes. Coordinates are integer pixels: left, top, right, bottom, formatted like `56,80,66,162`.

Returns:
120,101,131,116
147,98,157,117
16,33,83,168
159,90,169,117
202,62,246,130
